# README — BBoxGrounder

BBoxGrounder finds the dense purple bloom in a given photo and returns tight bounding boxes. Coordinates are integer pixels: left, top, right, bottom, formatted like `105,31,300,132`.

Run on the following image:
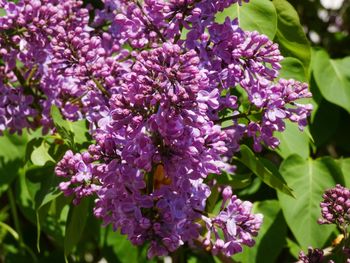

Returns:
2,0,312,258
298,247,325,263
0,72,37,135
55,150,101,205
318,184,350,228
0,0,126,132
246,79,313,151
92,162,204,257
202,187,263,257
96,43,227,181
207,19,282,88
80,40,263,257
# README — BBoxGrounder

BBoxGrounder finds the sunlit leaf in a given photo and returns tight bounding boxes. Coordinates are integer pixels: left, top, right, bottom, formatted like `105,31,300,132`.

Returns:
234,200,287,263
216,0,277,40
278,155,343,249
64,198,91,256
273,0,311,72
313,50,350,114
236,145,294,197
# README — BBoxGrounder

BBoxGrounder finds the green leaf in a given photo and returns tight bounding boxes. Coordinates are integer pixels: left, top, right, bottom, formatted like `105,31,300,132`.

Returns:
0,221,19,241
30,140,55,166
16,167,36,222
286,238,302,260
50,105,90,149
206,184,220,213
102,227,139,263
64,198,90,256
0,133,27,162
51,106,74,147
313,50,350,114
279,57,307,82
309,74,324,112
273,0,311,72
35,184,63,251
15,163,65,251
23,165,60,210
234,200,287,263
278,155,344,249
238,177,262,196
310,100,340,147
0,9,6,17
236,145,294,197
216,0,277,40
214,171,253,190
335,158,350,188
275,120,310,159
40,195,70,245
71,120,90,145
0,133,27,195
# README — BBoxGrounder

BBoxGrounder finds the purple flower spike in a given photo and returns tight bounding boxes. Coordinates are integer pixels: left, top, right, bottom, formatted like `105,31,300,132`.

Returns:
0,0,314,258
298,247,324,263
318,184,350,228
203,193,263,257
55,150,100,204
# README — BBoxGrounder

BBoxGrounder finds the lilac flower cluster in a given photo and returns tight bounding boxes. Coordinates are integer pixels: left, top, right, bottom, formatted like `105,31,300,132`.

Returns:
298,247,325,263
202,187,263,257
1,0,88,132
55,150,101,205
0,0,124,132
1,0,314,258
318,184,350,229
0,74,37,135
297,185,350,263
247,79,313,151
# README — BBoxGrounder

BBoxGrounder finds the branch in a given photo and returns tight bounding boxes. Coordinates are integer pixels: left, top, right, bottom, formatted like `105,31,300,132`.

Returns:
136,1,167,43
215,112,256,124
91,76,111,98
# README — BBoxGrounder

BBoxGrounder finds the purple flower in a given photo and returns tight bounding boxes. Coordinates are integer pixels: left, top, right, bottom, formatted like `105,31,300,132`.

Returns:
0,0,314,258
0,82,37,135
55,150,100,205
318,184,350,228
202,188,263,257
245,79,312,151
298,247,324,263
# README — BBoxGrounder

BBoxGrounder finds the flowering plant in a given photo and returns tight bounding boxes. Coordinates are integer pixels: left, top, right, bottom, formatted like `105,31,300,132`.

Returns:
0,0,350,262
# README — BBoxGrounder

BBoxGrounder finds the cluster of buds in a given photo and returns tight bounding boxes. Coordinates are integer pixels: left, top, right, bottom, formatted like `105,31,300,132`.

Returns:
318,184,350,229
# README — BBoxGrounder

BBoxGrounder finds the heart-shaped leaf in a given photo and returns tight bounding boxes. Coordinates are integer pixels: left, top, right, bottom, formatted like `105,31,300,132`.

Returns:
236,145,294,197
216,0,277,40
273,0,311,72
313,50,350,114
278,155,344,249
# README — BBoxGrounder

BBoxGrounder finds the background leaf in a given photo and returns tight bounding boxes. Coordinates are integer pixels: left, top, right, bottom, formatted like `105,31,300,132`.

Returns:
64,198,90,257
279,57,307,82
310,100,340,147
313,50,350,114
278,155,343,249
0,133,27,195
30,140,55,166
101,227,139,263
51,106,90,149
237,145,294,197
275,120,310,159
234,200,287,263
273,0,311,72
216,0,277,40
336,158,350,188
